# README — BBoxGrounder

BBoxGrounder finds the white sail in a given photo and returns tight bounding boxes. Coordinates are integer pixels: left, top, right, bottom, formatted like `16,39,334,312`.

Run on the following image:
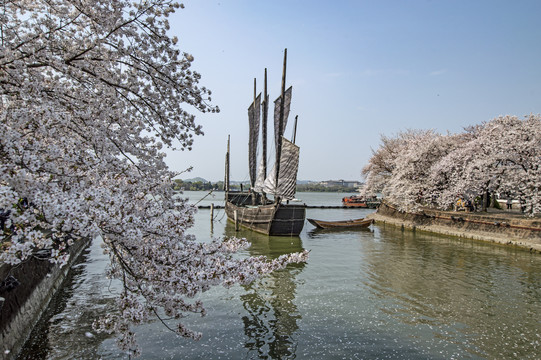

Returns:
262,137,299,200
262,163,277,196
253,156,266,193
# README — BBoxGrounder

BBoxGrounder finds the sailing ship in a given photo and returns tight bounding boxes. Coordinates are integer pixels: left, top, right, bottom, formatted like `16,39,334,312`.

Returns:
224,49,306,236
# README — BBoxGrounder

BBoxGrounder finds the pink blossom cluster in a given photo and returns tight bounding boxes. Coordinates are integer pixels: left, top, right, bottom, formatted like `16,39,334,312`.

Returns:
0,0,308,356
362,115,541,215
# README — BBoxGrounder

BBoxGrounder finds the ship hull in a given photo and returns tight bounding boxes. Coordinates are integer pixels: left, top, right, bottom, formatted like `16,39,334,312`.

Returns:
225,192,305,236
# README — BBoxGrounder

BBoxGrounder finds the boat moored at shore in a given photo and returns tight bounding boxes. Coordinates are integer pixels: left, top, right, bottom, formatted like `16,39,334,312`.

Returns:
342,195,381,208
224,49,306,236
308,217,374,230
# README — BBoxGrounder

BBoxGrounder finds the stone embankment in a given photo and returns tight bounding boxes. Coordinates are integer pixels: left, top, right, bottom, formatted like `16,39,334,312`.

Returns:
0,239,90,360
367,202,541,253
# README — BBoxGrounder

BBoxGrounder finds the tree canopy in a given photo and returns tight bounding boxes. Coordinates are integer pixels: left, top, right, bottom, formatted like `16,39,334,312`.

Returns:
362,115,541,215
0,0,307,356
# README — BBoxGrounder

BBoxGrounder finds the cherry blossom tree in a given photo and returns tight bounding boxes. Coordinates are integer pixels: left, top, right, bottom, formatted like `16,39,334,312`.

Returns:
363,115,541,216
488,115,541,214
0,0,308,356
361,129,460,210
458,115,539,213
361,134,401,196
361,130,425,197
426,123,498,211
384,130,462,211
425,116,541,214
426,134,483,210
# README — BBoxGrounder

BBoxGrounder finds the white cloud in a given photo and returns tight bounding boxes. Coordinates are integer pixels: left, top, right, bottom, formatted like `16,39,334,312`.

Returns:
429,69,447,76
359,68,410,77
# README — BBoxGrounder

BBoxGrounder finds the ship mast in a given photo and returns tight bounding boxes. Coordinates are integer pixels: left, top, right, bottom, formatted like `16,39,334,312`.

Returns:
292,115,298,144
261,68,268,204
251,78,257,205
274,48,287,203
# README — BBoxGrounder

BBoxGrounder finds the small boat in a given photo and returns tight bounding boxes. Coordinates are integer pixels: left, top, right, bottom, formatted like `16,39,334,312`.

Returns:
342,195,367,207
342,195,381,208
307,217,374,229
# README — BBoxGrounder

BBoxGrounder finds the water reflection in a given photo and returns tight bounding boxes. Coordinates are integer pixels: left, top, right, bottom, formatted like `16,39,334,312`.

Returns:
16,241,118,360
14,259,87,360
362,225,541,359
307,227,374,239
14,195,541,359
225,223,305,359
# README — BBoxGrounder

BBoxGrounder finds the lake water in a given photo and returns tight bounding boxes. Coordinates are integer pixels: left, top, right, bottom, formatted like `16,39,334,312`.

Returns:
18,191,541,359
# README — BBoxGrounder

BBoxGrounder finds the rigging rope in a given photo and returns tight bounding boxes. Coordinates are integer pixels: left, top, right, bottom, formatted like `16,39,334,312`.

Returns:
194,189,215,206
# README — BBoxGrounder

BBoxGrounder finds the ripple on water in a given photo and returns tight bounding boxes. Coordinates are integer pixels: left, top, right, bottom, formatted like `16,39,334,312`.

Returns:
16,193,541,359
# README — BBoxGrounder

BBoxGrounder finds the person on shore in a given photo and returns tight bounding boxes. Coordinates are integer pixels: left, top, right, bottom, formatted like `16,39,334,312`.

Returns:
507,197,513,210
474,196,481,212
466,199,474,212
455,197,464,211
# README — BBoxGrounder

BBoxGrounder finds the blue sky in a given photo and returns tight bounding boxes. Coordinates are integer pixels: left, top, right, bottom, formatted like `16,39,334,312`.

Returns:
166,0,541,182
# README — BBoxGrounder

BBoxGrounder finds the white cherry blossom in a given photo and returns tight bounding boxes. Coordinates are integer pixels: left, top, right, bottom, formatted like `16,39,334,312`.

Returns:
0,1,308,356
362,115,541,215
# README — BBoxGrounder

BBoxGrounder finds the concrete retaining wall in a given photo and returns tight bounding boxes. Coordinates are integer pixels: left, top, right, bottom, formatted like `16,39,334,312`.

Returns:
368,202,541,253
0,239,90,360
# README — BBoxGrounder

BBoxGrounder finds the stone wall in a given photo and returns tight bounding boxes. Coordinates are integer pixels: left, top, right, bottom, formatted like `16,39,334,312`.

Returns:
368,202,541,253
0,239,90,360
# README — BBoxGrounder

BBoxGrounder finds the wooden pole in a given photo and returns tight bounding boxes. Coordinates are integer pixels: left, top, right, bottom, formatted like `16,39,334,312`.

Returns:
253,77,257,109
225,135,230,195
261,68,268,204
210,203,214,235
275,48,287,204
234,210,239,231
292,115,298,144
251,78,257,205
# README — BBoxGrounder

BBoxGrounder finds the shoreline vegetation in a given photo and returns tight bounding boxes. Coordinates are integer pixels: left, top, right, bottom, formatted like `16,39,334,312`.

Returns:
357,115,541,252
360,115,541,217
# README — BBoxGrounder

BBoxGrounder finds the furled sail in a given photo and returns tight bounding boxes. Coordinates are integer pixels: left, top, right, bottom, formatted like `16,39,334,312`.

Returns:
248,93,261,187
262,137,299,200
273,86,292,151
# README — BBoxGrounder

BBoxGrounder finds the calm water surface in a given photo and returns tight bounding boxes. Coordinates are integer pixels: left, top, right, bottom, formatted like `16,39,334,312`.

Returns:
18,191,541,359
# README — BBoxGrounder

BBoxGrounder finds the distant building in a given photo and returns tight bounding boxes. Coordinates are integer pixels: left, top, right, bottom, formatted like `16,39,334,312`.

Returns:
319,180,362,188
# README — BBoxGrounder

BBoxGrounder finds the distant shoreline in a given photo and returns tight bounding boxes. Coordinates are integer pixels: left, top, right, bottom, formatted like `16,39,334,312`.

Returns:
176,189,359,193
173,179,362,193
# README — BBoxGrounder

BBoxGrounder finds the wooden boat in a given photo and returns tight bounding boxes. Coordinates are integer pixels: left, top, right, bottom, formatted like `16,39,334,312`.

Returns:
342,195,381,208
307,217,374,229
342,195,367,208
225,193,305,236
225,49,306,236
